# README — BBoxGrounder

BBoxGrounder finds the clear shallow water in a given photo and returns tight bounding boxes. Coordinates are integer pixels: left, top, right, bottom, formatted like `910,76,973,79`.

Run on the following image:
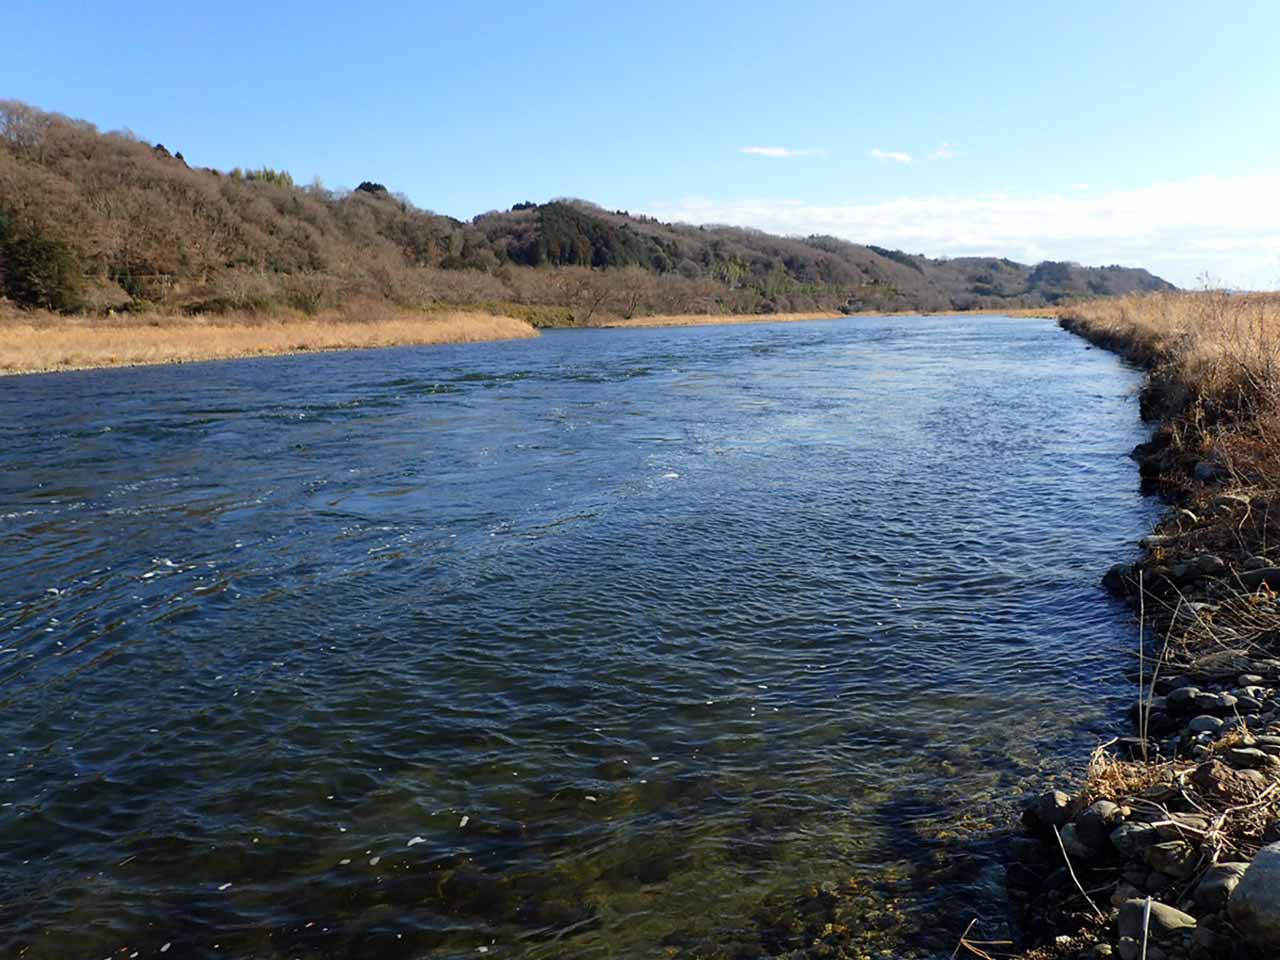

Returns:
0,316,1153,959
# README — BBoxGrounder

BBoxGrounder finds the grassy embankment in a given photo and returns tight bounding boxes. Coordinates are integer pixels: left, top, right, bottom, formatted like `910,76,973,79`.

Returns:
0,303,540,374
1009,291,1280,960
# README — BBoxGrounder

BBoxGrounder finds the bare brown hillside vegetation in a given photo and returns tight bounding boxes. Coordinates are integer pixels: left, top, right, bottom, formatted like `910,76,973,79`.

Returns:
0,100,1174,327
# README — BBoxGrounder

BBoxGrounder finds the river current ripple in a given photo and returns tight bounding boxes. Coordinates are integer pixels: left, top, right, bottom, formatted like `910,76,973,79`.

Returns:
0,316,1154,958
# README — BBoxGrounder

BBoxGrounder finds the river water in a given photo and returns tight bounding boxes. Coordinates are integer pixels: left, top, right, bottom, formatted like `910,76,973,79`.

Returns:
0,315,1153,959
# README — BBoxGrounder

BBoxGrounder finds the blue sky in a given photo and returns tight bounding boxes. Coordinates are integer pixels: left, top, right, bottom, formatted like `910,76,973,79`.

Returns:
6,0,1280,287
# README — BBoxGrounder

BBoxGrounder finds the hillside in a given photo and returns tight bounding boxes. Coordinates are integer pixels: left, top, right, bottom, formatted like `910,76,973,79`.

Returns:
0,100,1175,322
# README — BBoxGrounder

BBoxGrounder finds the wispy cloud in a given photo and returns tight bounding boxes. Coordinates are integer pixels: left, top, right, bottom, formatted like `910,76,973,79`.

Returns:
868,148,913,164
740,146,823,159
641,175,1280,290
930,142,956,160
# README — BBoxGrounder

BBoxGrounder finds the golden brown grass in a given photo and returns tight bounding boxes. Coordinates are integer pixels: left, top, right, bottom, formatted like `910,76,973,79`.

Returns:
0,303,539,374
1062,291,1280,415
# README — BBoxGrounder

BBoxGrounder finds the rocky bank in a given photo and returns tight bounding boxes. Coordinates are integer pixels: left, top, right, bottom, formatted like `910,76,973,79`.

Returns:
1002,318,1280,960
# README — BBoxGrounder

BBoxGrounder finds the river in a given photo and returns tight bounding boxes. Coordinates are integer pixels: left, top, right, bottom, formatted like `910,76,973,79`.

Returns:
0,315,1154,958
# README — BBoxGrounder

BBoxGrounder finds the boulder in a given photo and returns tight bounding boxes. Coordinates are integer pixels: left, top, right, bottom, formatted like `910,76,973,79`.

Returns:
1026,789,1078,829
1224,746,1273,769
1167,686,1202,714
1076,800,1125,851
1229,843,1280,950
1187,715,1224,734
1118,898,1196,941
1240,566,1280,592
1103,562,1137,595
1060,822,1102,861
1111,821,1162,858
1145,840,1197,878
1194,861,1248,911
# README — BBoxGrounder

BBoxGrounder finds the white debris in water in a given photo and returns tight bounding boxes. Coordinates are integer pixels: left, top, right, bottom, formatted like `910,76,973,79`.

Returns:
407,836,426,847
585,796,597,802
369,856,381,866
160,945,171,954
662,472,680,479
339,859,351,865
650,756,659,761
45,588,60,595
459,815,469,828
217,883,232,891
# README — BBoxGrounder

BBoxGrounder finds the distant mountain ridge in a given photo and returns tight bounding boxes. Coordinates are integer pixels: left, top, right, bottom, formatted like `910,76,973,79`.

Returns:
0,100,1175,318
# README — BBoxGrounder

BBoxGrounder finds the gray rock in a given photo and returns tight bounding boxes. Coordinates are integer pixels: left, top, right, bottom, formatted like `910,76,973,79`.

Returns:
1029,789,1077,828
1145,870,1176,893
1237,695,1265,712
1192,690,1238,711
1167,686,1202,714
1229,843,1280,949
1187,714,1224,734
1146,840,1198,878
1196,554,1227,576
1118,898,1197,941
1112,821,1162,857
1104,562,1137,595
1239,673,1267,685
1224,746,1273,769
1117,938,1138,960
1240,566,1280,591
1154,813,1209,840
1060,822,1101,861
1194,861,1249,910
1076,800,1125,850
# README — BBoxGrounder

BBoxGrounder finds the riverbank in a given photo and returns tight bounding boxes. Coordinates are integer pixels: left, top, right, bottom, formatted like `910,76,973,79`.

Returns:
0,303,539,374
1007,292,1280,960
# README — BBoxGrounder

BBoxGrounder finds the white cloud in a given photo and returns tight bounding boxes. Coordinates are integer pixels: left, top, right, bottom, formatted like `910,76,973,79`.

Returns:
741,146,823,159
1069,183,1091,191
869,148,913,164
930,142,956,160
641,175,1280,290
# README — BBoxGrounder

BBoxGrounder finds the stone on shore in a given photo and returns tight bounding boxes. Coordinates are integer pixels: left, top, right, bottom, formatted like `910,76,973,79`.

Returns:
1117,898,1196,951
1229,843,1280,950
1193,862,1248,911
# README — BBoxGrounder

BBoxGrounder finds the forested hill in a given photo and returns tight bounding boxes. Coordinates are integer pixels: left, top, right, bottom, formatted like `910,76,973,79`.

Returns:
0,100,1175,320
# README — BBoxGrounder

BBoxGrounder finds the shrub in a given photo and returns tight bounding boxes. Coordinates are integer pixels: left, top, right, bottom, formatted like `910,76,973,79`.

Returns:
0,209,83,311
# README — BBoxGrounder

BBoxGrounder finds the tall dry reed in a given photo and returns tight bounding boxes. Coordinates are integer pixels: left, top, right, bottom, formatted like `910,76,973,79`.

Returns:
0,304,538,374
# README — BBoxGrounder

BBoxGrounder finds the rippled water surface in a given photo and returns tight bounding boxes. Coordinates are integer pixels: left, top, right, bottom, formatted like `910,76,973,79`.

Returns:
0,316,1153,958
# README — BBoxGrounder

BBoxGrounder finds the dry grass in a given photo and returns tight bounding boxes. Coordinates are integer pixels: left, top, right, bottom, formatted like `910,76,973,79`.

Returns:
0,302,539,374
1062,291,1280,416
